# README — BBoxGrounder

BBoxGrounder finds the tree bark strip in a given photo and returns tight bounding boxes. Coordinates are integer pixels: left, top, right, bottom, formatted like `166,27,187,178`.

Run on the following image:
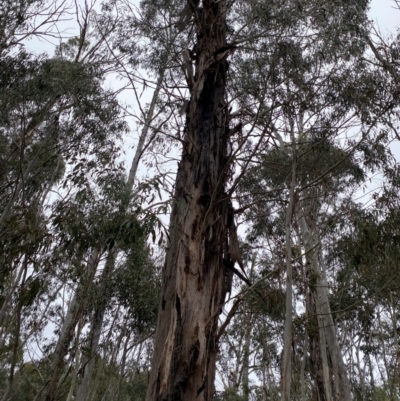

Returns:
146,1,233,400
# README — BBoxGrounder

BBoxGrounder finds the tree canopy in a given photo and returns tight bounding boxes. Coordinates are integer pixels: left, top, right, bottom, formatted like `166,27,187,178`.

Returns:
1,1,400,401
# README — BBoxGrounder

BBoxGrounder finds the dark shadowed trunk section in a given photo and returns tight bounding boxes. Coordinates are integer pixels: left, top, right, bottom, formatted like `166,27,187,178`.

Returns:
146,1,233,400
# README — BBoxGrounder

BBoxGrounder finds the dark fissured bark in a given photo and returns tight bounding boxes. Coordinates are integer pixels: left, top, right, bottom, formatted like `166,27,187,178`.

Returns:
146,1,232,400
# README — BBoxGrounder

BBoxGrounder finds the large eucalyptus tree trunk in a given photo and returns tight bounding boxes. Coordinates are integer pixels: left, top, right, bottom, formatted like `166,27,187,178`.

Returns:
146,1,233,399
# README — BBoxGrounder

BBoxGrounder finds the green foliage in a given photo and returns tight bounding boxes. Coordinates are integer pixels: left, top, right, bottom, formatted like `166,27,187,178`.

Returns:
114,241,160,335
125,372,149,401
214,388,247,401
6,361,52,401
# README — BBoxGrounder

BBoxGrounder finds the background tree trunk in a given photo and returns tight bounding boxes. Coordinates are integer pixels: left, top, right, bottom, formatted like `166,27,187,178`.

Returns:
42,249,100,401
75,252,114,401
242,307,251,401
281,121,297,401
298,200,352,401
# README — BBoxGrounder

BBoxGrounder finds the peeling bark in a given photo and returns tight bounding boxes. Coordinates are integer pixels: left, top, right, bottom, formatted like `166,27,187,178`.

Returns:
146,1,233,400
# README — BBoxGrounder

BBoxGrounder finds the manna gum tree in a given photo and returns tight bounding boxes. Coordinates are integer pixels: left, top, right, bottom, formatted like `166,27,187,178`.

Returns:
145,0,235,400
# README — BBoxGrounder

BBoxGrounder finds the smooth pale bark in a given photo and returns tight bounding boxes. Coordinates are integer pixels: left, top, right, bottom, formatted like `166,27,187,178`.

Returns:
281,125,297,401
300,331,307,401
355,339,366,401
127,66,166,189
318,311,333,401
313,263,352,401
41,249,100,401
367,338,378,401
145,1,233,399
260,319,270,401
242,262,255,401
74,253,114,401
377,312,394,400
65,320,83,401
298,205,352,401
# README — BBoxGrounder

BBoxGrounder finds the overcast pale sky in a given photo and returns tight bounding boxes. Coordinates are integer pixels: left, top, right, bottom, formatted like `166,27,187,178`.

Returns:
22,0,400,188
370,0,399,32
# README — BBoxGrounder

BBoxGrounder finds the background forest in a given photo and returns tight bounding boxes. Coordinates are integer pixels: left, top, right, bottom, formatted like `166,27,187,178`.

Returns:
1,0,400,400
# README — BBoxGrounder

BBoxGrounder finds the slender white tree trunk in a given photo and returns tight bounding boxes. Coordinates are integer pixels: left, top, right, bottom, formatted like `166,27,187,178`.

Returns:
281,122,297,401
74,56,168,401
42,249,100,401
300,332,307,401
66,319,83,401
297,200,352,401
